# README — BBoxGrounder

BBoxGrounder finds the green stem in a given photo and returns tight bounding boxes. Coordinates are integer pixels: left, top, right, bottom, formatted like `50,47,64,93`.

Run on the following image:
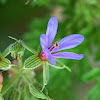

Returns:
21,40,38,55
8,36,19,42
1,74,20,96
10,67,19,73
22,74,32,84
41,84,45,92
41,62,49,92
18,58,23,68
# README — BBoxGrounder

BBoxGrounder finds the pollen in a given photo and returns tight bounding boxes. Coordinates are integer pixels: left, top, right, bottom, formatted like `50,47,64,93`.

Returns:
54,41,59,48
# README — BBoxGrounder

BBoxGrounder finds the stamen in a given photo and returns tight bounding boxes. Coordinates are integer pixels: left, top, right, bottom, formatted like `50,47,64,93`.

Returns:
49,41,59,52
54,41,59,48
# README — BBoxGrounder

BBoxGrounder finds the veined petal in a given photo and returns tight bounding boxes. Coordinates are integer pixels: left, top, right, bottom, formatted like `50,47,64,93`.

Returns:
40,34,48,50
52,34,84,52
46,16,58,46
53,52,84,60
48,54,56,65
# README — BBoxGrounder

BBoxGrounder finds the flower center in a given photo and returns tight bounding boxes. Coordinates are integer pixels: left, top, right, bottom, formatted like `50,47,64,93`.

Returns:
49,41,59,52
40,51,48,58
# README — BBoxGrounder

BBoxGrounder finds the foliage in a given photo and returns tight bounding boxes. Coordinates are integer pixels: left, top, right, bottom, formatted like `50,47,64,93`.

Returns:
0,0,100,100
22,0,100,100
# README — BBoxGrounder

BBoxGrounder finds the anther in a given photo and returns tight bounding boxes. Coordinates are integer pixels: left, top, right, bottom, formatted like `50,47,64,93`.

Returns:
54,41,59,48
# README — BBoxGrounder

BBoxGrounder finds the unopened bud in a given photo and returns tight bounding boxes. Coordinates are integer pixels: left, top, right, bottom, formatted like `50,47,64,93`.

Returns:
10,40,25,59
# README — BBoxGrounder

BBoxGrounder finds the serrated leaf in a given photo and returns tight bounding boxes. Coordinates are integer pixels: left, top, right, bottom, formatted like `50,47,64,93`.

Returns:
83,68,100,82
0,58,11,70
0,94,4,100
29,82,50,100
24,55,41,69
21,40,38,55
48,59,71,72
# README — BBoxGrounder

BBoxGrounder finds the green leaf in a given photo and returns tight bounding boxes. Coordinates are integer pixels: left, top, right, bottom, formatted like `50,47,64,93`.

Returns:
92,6,100,19
24,55,41,69
21,40,38,55
29,82,50,100
0,58,11,70
1,44,14,58
32,96,38,100
0,94,4,100
48,59,71,72
41,62,49,92
86,82,100,100
83,68,100,82
22,84,38,100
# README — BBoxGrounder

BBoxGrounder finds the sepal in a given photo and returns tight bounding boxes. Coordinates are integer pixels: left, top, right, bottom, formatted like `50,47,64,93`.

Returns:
1,44,14,58
48,59,71,72
0,58,11,70
29,81,50,100
24,55,41,69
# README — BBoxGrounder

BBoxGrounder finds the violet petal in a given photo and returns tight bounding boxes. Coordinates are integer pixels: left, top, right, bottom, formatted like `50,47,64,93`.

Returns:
46,16,58,46
40,34,49,50
53,52,84,60
48,54,56,65
52,34,84,52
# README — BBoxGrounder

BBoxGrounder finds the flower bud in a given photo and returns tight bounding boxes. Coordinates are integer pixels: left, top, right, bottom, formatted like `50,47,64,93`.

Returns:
10,40,25,59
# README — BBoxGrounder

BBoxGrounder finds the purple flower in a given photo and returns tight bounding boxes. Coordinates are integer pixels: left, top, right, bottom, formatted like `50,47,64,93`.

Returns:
40,16,84,65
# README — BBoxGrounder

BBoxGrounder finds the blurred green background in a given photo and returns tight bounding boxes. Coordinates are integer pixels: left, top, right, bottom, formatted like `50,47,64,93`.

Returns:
0,0,100,100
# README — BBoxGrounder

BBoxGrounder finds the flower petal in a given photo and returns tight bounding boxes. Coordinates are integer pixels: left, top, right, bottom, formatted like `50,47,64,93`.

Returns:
46,16,58,46
48,54,56,65
53,52,84,60
40,34,48,50
52,34,84,52
42,47,56,65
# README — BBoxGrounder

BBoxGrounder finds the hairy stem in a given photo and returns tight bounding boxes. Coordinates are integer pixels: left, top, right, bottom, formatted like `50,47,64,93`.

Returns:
1,74,20,96
18,58,23,68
